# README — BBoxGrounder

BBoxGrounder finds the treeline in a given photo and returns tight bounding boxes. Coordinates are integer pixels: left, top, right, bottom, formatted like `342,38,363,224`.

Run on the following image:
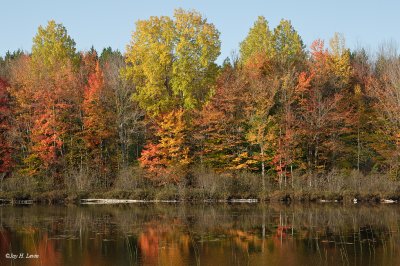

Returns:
1,10,400,195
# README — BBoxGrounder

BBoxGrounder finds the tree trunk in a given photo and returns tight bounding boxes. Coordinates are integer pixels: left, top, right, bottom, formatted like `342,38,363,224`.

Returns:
261,144,265,191
357,126,360,172
291,164,293,188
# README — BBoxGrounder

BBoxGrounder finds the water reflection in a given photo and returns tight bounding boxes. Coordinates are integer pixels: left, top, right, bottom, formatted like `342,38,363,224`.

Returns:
0,204,400,265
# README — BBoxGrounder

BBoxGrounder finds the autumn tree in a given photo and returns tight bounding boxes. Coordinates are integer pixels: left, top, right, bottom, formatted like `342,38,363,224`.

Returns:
79,47,99,86
29,64,80,179
101,48,144,168
239,16,273,63
366,44,400,176
295,37,352,183
0,52,24,182
239,18,306,187
272,19,306,71
242,54,279,188
340,48,379,172
126,9,221,182
7,55,32,174
0,78,13,179
82,62,117,186
0,50,24,81
267,19,306,186
125,8,221,117
139,109,190,184
273,69,300,187
31,20,79,70
194,61,254,172
9,21,81,184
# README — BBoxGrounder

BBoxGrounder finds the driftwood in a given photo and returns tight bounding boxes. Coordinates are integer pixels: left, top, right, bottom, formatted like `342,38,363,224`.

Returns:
80,199,177,204
80,198,259,204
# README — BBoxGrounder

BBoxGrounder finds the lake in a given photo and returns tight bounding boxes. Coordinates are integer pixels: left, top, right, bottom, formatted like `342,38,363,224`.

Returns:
0,203,399,266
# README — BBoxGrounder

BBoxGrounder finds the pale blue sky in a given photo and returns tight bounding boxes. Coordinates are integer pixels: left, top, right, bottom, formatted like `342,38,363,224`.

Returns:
1,0,399,63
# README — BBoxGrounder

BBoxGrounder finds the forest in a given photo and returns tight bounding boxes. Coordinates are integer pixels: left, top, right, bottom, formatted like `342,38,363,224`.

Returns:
1,9,400,202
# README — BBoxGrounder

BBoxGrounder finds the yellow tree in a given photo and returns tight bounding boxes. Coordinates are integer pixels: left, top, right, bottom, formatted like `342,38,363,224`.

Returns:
127,9,220,181
272,19,306,71
125,9,220,117
139,109,190,184
239,16,273,63
125,15,175,116
242,54,278,188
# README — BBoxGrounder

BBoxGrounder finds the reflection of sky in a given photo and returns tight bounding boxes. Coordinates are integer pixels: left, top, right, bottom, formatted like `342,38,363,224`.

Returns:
1,1,399,64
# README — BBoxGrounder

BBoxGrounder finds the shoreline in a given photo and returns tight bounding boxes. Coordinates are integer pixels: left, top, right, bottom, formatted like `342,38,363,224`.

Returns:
0,191,399,205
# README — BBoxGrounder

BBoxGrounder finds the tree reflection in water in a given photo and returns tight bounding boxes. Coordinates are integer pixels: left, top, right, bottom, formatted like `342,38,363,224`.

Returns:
0,204,399,266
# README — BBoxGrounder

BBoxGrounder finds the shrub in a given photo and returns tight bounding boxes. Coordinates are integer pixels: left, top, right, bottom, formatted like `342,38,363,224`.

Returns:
113,166,147,190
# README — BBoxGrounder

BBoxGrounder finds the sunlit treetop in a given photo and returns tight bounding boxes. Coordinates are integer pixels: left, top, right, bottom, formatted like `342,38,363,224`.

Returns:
125,9,221,117
32,20,79,70
239,16,273,63
328,32,352,86
272,19,306,69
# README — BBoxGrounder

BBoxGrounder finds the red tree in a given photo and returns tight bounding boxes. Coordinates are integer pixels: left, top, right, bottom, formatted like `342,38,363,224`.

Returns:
295,40,352,177
21,59,81,179
0,78,13,175
83,62,112,147
82,62,116,183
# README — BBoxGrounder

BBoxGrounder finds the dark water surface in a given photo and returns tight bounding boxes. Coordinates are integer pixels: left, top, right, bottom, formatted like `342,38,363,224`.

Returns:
0,203,400,266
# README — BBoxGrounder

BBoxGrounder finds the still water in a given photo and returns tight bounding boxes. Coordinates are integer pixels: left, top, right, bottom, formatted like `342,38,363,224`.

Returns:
0,203,399,266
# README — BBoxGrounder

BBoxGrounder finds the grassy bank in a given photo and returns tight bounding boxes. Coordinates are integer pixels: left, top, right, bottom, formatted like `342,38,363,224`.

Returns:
1,168,399,204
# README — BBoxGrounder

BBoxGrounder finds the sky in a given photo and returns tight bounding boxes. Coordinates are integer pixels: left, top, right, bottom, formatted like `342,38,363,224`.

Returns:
1,0,399,63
